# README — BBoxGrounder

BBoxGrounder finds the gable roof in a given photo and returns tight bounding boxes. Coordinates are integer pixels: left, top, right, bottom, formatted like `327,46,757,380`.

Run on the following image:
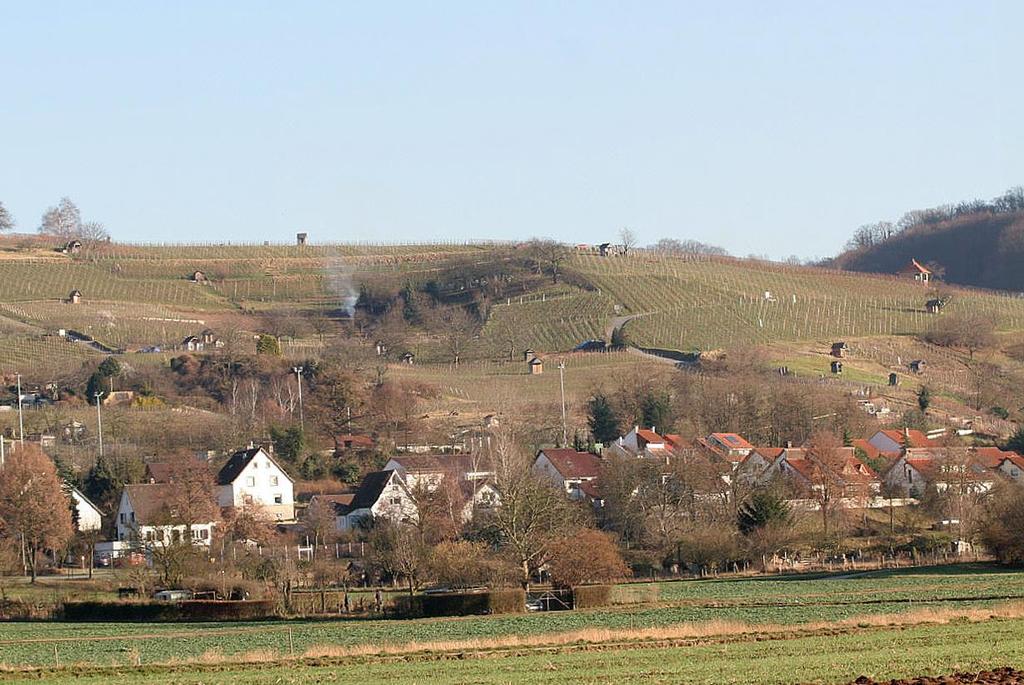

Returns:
899,259,931,275
636,429,664,445
537,449,601,480
336,434,375,449
876,429,937,448
709,433,754,450
216,447,293,486
122,483,175,526
349,470,405,511
310,493,356,516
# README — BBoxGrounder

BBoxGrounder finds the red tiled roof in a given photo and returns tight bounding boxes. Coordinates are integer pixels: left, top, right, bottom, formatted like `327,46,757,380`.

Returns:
709,433,754,450
878,429,936,448
663,434,691,450
898,259,931,275
336,434,375,449
636,429,664,444
538,449,601,480
578,480,602,500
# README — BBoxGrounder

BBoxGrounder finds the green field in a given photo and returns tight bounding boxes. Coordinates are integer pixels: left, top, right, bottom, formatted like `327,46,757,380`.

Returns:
4,618,1019,685
1,564,1022,682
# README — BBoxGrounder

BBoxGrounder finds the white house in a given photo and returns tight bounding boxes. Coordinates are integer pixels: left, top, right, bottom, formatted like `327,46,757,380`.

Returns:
458,480,501,523
115,484,216,547
337,469,418,531
532,448,602,500
68,485,103,532
215,446,295,522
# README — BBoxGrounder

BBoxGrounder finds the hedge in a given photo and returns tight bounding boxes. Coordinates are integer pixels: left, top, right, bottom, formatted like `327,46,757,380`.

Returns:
63,600,277,622
572,584,613,608
400,589,525,618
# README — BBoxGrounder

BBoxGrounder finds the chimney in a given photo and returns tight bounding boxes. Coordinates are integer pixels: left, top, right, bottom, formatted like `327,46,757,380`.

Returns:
786,441,793,448
651,426,656,435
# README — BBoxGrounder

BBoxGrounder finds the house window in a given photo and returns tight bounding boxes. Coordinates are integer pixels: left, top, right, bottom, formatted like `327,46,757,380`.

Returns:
199,528,209,540
390,497,402,505
274,494,283,505
145,531,154,541
270,476,279,486
246,476,255,487
172,530,181,543
120,513,126,524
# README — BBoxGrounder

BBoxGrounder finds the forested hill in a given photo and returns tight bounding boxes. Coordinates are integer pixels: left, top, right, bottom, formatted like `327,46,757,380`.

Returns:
831,188,1024,292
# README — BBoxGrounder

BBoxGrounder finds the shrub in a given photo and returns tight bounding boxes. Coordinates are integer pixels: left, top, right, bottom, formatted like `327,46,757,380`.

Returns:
418,589,525,617
547,529,630,588
572,584,613,608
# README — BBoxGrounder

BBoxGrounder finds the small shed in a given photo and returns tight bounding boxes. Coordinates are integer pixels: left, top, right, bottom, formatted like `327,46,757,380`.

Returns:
522,348,535,362
190,270,208,284
831,341,849,358
67,290,82,305
830,360,843,375
888,372,899,387
375,340,388,357
296,232,308,246
64,240,82,255
909,360,926,374
528,357,544,375
400,352,415,365
925,298,944,314
898,259,932,283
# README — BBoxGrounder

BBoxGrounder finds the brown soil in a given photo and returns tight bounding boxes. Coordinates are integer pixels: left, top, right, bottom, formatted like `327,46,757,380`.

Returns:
845,667,1024,684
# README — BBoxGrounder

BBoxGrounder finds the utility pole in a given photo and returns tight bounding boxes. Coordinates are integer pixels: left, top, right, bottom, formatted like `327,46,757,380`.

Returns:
558,361,568,447
16,373,24,445
94,392,104,458
292,366,304,430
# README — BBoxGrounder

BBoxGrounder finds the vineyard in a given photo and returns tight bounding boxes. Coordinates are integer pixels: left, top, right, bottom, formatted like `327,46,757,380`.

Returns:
570,254,1024,352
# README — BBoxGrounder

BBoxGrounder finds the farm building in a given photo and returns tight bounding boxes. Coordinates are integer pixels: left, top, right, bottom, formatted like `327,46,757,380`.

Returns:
926,298,945,314
67,289,82,304
400,351,415,365
528,357,544,375
190,270,208,284
830,360,843,374
888,372,899,386
63,239,82,255
522,348,535,361
296,232,308,246
830,341,849,358
898,259,931,283
910,359,926,374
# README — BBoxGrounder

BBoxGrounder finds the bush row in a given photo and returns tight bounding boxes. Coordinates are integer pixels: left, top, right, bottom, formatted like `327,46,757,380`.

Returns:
62,600,277,622
397,589,526,618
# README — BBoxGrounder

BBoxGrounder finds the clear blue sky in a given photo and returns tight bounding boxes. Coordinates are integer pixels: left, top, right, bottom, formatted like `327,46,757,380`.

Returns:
2,2,1021,259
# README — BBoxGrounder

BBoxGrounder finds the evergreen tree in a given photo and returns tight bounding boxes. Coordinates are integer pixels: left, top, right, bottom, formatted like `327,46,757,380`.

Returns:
1005,426,1024,454
640,391,673,433
587,394,620,444
737,489,792,536
917,385,932,412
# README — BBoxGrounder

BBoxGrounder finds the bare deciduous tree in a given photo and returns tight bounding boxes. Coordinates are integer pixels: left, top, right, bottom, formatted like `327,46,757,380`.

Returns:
0,201,14,232
38,197,82,240
487,427,579,588
619,227,636,255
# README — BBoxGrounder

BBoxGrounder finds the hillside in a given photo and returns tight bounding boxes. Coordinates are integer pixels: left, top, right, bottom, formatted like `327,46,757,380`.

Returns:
4,236,1024,376
831,188,1024,291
